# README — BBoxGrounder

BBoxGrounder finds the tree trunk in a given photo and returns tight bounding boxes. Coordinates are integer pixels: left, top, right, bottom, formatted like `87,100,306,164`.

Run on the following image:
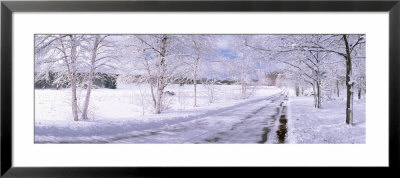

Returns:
311,83,317,108
149,82,157,109
154,35,168,114
336,79,340,97
358,87,362,99
316,81,321,108
343,35,354,125
70,36,79,121
144,60,157,109
81,35,99,120
71,74,79,121
156,84,163,114
241,70,247,99
295,82,300,96
241,82,247,99
155,64,164,114
193,56,199,107
210,87,214,103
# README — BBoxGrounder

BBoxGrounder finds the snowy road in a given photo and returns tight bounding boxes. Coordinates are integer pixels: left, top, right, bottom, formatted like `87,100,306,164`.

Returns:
109,90,288,144
36,89,289,144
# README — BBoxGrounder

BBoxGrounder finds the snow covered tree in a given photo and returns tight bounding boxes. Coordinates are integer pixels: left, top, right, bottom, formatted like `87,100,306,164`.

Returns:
342,35,365,124
80,35,119,120
224,35,264,99
298,34,365,124
127,35,187,114
181,35,215,107
35,34,83,121
35,35,120,121
280,35,332,108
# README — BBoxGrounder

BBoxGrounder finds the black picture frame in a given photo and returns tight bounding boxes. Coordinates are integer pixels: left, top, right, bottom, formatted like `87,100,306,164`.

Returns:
1,0,399,177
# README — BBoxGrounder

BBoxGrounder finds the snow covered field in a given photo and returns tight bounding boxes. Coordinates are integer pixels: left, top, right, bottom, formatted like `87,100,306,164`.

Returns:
35,84,282,143
35,84,366,144
287,95,366,144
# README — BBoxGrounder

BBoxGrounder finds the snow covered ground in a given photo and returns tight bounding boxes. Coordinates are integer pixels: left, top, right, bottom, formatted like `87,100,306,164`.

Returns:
286,94,366,144
35,84,283,143
35,84,366,144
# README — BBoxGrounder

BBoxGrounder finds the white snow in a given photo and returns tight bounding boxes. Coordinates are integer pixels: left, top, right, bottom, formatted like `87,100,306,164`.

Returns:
35,84,282,143
286,94,366,144
35,84,366,144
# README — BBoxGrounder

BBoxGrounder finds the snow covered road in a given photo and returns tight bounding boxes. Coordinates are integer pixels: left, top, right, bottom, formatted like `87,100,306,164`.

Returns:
111,92,284,143
111,90,287,144
36,89,289,144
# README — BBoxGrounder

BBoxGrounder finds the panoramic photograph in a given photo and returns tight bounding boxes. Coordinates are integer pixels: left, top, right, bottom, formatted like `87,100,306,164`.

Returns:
34,34,365,144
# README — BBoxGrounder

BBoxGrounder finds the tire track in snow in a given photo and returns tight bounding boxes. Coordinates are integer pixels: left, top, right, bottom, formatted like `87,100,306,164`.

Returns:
111,90,286,144
113,90,287,144
184,90,287,144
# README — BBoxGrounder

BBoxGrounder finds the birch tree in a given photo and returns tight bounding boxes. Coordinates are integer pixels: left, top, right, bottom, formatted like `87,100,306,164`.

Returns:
80,35,119,120
182,35,214,107
35,34,83,121
35,34,120,121
130,35,186,114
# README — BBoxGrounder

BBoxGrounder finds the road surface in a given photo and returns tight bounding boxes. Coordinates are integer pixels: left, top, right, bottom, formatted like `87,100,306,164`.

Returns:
109,90,289,144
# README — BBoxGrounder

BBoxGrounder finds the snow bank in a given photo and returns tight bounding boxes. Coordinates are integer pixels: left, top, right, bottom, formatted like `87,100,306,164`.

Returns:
287,95,366,144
